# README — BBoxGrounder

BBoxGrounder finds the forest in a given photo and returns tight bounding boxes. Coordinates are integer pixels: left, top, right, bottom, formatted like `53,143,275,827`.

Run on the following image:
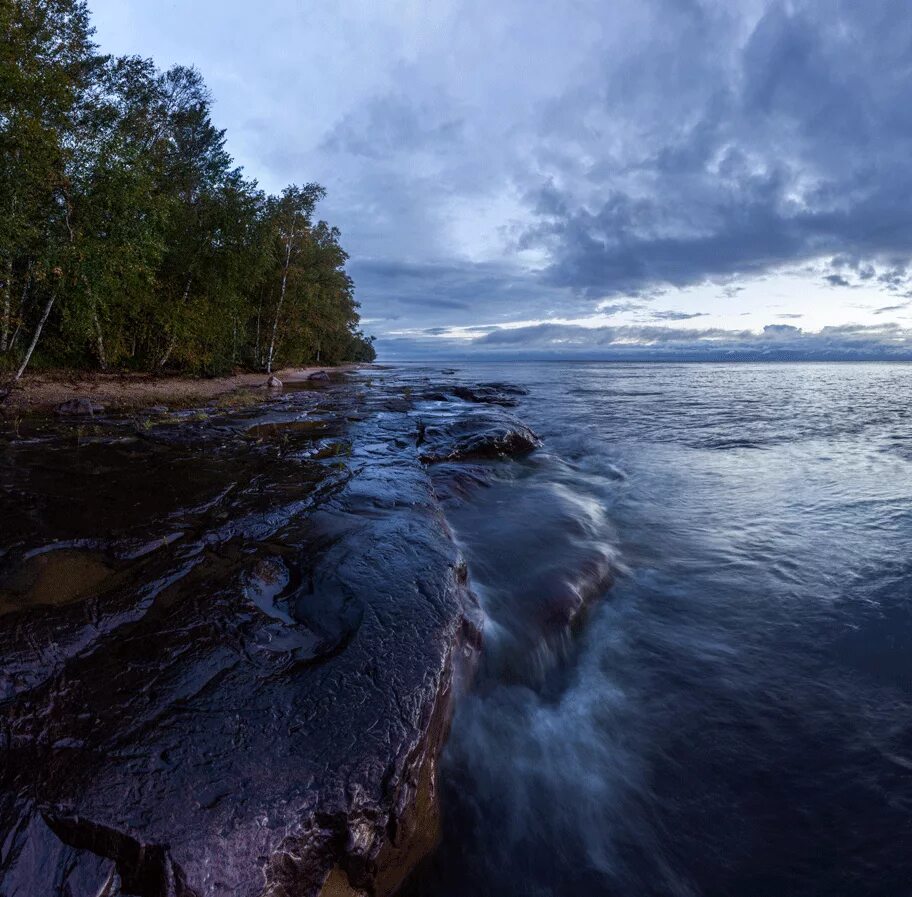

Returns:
0,0,376,381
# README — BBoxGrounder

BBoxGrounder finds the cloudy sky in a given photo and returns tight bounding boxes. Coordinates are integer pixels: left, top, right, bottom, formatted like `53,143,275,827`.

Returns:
90,0,912,359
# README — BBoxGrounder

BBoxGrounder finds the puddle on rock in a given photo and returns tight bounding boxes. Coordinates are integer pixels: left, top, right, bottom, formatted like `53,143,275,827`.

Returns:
0,549,113,616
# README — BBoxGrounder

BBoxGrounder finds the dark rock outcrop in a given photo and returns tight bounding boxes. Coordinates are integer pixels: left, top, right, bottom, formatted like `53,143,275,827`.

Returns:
0,381,494,897
450,385,518,407
419,411,541,464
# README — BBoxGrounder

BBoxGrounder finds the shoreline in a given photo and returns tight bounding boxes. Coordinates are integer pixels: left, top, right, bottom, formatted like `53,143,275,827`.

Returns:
0,364,370,416
1,367,537,896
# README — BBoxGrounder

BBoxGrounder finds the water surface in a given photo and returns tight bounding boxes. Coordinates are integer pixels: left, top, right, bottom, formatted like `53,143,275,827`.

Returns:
404,362,912,897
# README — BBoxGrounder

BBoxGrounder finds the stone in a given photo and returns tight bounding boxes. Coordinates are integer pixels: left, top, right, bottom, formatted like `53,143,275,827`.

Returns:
450,385,519,407
418,411,541,464
307,370,330,382
55,398,104,416
266,375,283,390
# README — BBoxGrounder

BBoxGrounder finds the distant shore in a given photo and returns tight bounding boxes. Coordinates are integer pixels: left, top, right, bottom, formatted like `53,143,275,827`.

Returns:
0,364,368,416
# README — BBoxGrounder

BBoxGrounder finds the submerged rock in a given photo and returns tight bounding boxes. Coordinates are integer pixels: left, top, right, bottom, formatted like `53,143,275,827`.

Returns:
451,385,519,407
56,397,104,416
307,370,330,382
419,412,541,464
479,381,529,396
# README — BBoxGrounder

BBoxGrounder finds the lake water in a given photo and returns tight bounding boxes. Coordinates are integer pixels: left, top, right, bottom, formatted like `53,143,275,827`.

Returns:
402,362,912,897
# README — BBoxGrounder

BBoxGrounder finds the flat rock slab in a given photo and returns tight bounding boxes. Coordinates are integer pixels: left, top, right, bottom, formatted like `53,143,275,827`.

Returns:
0,383,486,896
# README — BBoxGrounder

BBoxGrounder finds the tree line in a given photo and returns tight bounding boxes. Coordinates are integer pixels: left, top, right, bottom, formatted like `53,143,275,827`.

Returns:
0,0,375,381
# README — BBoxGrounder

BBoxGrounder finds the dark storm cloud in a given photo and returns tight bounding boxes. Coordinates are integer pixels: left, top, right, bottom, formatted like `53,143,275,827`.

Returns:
824,275,853,288
520,0,912,301
346,257,592,328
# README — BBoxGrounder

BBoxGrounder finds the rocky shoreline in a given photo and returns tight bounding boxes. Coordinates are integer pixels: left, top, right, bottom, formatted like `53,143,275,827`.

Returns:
0,370,539,896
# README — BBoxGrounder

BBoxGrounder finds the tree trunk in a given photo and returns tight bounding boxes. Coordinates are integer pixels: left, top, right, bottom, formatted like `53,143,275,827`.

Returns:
267,225,295,374
14,290,57,381
93,310,107,371
158,334,177,369
9,321,23,353
158,275,191,369
10,267,31,352
255,298,262,366
0,258,11,353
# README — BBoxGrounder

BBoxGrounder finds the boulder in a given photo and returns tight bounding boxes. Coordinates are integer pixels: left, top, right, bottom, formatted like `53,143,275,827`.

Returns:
450,385,520,407
307,370,330,382
419,411,541,464
56,398,104,416
266,375,283,390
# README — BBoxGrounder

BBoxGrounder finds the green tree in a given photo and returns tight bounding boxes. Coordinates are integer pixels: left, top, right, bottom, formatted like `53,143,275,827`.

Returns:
0,0,374,382
0,0,98,377
262,183,325,373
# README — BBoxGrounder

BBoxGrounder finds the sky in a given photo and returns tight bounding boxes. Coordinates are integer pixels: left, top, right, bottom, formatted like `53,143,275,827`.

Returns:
89,0,912,360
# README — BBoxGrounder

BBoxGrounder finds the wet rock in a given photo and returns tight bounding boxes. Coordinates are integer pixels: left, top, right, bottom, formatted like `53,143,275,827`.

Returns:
266,375,283,390
56,397,104,416
479,381,529,396
419,412,541,464
245,417,345,442
308,370,330,381
0,381,483,897
430,463,617,689
429,464,495,502
0,549,112,617
451,385,519,407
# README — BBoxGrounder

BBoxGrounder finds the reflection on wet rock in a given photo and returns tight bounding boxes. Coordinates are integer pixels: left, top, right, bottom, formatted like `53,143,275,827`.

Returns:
418,412,541,464
0,370,543,896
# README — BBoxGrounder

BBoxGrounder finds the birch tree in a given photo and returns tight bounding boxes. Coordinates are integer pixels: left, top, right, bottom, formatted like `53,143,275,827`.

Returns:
264,184,325,373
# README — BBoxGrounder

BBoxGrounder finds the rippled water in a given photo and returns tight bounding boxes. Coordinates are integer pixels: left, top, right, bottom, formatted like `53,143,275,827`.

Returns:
403,362,912,897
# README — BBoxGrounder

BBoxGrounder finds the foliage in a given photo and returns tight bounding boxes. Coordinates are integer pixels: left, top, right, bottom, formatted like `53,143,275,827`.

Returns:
0,0,375,379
